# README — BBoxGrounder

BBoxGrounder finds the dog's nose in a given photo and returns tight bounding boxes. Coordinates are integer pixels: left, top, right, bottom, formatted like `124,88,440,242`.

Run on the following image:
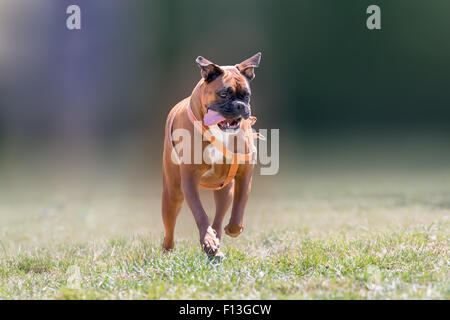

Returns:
228,101,250,120
233,101,247,111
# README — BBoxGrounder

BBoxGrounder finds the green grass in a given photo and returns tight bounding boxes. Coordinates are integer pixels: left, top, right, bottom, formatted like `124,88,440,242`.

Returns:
0,169,449,299
0,227,448,299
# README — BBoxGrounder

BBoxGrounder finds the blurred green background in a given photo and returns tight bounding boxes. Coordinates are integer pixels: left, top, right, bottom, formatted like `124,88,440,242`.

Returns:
0,3,449,299
0,0,449,179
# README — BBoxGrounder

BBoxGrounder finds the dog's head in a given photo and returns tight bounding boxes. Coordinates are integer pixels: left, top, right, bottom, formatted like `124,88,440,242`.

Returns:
196,53,261,132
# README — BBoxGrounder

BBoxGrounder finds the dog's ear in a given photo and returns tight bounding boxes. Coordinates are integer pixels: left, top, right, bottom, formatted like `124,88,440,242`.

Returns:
236,52,261,81
196,56,224,83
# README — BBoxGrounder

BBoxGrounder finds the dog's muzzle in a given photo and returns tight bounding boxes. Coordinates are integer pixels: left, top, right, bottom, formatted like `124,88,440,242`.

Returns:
219,101,251,120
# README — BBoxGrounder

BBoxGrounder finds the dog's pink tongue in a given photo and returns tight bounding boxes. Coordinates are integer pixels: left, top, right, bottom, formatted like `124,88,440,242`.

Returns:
203,109,226,126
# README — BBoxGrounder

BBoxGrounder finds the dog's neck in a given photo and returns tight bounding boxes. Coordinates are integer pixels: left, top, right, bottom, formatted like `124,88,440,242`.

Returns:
189,79,207,123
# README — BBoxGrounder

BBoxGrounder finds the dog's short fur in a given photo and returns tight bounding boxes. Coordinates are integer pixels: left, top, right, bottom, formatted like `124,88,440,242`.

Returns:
162,53,261,256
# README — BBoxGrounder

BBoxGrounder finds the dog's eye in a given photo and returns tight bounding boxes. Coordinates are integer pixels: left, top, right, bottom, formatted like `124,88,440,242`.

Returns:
218,92,228,99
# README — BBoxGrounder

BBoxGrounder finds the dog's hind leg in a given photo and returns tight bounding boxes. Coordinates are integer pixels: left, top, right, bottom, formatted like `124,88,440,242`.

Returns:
162,173,184,251
212,180,234,239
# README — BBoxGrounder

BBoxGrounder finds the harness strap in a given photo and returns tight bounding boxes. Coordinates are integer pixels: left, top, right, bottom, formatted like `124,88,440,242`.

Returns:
186,104,256,163
167,102,186,164
187,102,261,190
170,99,260,190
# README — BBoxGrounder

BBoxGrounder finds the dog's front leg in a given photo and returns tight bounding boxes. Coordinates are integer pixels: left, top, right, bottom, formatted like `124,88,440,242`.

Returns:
181,168,220,255
212,180,234,239
224,165,254,238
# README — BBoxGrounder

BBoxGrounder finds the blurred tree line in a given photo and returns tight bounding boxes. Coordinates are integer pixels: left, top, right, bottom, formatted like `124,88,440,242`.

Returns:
0,0,449,154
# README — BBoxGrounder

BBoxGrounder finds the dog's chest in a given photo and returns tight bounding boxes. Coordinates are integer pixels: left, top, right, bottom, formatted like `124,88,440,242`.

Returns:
204,126,235,164
201,126,235,178
204,145,223,165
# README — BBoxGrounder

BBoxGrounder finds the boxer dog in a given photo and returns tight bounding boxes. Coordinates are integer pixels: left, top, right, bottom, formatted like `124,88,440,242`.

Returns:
162,53,261,256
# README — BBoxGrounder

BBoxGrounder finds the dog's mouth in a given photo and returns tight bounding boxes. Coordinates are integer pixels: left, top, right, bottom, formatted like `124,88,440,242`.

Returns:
217,117,242,131
204,109,242,131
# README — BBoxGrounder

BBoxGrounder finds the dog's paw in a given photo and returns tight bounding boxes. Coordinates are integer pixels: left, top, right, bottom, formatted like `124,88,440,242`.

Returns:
162,237,174,252
224,224,243,238
200,226,220,255
208,250,225,261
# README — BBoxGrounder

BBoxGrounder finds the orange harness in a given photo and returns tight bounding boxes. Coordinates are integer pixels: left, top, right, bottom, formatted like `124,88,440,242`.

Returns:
169,99,261,190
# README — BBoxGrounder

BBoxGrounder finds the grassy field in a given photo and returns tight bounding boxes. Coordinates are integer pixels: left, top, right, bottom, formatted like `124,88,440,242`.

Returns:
0,166,448,299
